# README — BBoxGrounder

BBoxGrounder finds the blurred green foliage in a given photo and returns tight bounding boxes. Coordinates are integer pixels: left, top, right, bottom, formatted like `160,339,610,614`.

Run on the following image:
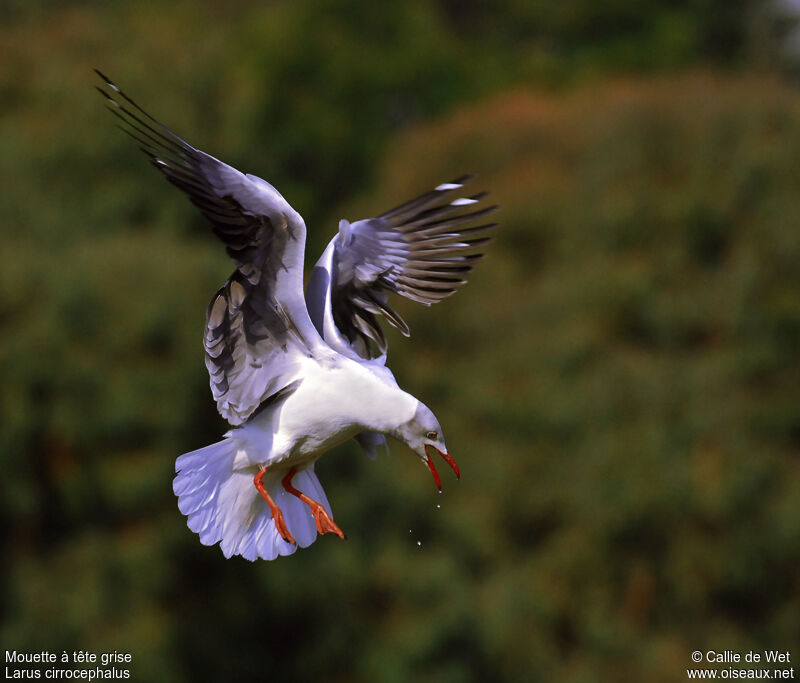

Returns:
2,1,799,682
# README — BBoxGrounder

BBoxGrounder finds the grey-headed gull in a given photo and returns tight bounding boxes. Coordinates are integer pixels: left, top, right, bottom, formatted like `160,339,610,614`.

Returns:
97,71,498,561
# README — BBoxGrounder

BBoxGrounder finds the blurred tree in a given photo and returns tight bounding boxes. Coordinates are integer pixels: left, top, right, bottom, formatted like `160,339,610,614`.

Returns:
5,69,800,682
2,1,800,682
3,0,788,250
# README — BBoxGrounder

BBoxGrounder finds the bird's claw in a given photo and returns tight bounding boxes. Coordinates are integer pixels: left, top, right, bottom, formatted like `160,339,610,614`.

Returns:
311,505,346,540
272,507,297,545
282,467,346,541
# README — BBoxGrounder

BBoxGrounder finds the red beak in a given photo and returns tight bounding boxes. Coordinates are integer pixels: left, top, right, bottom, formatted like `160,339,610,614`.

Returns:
424,445,460,491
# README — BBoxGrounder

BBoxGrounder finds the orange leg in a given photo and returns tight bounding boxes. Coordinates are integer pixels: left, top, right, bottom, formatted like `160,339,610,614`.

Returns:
282,467,346,540
254,465,296,545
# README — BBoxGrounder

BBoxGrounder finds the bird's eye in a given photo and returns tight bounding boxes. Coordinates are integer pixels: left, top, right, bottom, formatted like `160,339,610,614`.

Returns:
426,431,438,440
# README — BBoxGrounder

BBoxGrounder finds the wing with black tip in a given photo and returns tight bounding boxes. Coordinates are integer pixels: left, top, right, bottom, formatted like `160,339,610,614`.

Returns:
306,176,498,359
96,71,322,424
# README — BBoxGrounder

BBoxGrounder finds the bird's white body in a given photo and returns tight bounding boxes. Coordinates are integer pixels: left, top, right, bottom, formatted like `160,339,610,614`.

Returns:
238,354,415,470
174,352,420,560
98,71,495,561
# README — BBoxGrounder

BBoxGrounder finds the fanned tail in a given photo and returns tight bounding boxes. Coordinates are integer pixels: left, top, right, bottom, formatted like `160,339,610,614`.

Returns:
173,437,334,561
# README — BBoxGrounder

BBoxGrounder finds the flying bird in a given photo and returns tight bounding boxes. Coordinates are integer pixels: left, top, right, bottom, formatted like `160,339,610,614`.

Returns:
96,71,498,561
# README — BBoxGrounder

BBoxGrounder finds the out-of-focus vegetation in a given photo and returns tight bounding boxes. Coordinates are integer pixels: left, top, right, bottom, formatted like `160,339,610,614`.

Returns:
2,1,799,682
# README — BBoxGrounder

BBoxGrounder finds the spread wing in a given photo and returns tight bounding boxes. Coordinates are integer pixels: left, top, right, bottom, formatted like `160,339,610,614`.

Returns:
306,176,498,359
97,71,322,425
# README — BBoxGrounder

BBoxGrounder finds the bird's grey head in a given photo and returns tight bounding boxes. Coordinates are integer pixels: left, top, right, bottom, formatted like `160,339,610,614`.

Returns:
392,402,459,491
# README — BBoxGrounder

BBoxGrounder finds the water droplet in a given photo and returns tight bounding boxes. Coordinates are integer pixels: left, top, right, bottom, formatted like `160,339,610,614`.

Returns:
436,504,441,509
416,540,422,547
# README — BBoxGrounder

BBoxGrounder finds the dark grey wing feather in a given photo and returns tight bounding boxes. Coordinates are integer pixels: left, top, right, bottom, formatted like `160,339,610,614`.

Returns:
97,71,318,424
96,70,289,272
332,176,498,355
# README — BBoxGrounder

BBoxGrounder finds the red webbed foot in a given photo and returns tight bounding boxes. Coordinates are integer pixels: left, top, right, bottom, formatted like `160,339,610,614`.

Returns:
282,467,346,540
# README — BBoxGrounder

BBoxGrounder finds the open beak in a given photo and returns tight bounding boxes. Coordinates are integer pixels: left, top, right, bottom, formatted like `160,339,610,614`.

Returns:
423,444,460,491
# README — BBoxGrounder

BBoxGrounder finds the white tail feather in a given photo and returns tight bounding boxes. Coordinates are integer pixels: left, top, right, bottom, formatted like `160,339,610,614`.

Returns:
174,437,334,561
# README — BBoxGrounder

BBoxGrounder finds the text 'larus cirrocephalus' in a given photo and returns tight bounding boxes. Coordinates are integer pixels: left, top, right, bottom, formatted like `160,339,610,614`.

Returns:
96,70,498,561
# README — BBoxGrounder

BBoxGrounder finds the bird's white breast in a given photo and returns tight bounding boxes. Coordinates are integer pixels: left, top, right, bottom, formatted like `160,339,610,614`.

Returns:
240,355,416,467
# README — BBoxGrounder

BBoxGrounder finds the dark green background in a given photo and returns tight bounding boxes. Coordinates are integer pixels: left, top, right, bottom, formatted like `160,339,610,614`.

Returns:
2,1,799,681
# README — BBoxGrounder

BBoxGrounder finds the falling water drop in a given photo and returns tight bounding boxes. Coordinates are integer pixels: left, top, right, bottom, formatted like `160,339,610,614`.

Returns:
436,504,441,509
416,540,422,548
